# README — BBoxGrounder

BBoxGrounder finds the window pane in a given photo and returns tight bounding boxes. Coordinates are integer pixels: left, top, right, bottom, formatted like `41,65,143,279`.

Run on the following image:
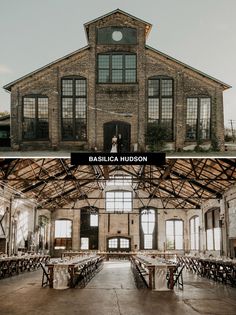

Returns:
98,69,109,83
62,79,73,96
166,236,174,250
161,79,173,96
175,236,183,250
148,80,159,97
186,98,198,140
24,98,35,118
98,53,136,83
144,235,153,249
81,237,89,250
125,55,136,68
55,220,72,238
125,69,136,82
120,238,129,248
62,99,73,118
148,98,159,122
75,80,86,96
175,220,183,236
108,238,118,248
75,98,86,119
106,191,132,212
161,99,173,119
38,98,48,119
206,229,213,250
200,98,211,140
61,78,87,141
90,214,98,227
214,227,221,250
98,55,109,68
166,221,174,236
112,70,123,83
112,55,123,69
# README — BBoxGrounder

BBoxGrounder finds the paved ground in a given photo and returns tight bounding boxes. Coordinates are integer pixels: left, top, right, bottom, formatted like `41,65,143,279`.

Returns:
0,261,236,315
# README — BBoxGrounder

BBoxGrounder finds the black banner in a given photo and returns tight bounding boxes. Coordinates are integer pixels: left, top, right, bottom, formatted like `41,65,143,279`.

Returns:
71,152,166,165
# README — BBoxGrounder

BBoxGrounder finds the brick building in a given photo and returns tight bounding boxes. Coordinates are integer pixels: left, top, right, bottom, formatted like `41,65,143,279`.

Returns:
4,9,230,152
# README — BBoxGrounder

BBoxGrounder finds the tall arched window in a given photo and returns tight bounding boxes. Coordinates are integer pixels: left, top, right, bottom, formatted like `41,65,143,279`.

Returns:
61,77,87,141
190,216,199,250
140,209,157,249
148,77,173,140
205,208,221,250
166,219,183,250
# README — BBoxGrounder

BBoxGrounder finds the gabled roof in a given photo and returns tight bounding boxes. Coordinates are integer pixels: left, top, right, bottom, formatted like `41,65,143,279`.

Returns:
3,46,89,91
146,45,231,90
84,8,152,40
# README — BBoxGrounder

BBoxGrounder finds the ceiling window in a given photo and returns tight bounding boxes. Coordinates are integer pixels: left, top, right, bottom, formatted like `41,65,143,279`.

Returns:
148,78,173,140
186,97,211,140
23,96,49,140
61,77,87,141
98,53,136,83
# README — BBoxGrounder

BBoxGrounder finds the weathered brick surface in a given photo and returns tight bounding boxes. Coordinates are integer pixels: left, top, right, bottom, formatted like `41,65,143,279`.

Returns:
8,11,226,151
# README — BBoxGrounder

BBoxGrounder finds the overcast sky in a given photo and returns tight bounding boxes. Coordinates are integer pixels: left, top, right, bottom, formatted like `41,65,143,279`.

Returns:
0,0,235,127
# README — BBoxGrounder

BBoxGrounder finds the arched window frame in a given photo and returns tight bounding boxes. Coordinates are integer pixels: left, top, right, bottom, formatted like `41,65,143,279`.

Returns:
190,215,199,250
166,219,184,250
140,208,157,250
205,208,221,251
54,219,72,250
147,76,174,140
61,76,87,141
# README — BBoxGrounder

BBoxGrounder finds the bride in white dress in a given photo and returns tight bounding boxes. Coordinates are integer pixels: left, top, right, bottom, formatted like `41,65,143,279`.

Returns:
110,135,118,153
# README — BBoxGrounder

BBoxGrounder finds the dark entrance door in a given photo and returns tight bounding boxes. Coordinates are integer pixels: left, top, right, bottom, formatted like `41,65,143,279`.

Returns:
103,121,131,152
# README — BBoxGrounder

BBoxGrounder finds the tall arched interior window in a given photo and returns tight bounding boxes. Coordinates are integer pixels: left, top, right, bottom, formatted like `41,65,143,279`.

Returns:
205,208,221,250
140,209,157,249
166,219,183,250
54,219,72,250
190,216,199,250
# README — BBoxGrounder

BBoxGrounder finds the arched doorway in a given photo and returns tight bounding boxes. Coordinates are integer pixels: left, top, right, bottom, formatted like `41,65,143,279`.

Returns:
103,121,131,152
107,236,131,252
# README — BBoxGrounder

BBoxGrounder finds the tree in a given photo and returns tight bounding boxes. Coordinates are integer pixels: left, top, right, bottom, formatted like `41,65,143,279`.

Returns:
0,111,10,117
145,123,169,152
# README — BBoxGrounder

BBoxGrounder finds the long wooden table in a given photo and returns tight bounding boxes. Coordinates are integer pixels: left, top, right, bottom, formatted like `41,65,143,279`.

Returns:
0,255,50,278
46,255,104,288
177,255,236,286
131,255,177,290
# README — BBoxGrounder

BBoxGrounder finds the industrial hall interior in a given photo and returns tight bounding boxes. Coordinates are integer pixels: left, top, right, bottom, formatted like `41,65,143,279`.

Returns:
0,7,236,315
0,158,236,314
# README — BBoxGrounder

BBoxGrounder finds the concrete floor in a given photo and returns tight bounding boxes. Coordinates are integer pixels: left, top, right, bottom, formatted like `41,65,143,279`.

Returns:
0,261,236,315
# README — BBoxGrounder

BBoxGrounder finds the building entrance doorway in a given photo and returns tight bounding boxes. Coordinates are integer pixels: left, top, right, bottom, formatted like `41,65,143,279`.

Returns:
103,121,131,152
